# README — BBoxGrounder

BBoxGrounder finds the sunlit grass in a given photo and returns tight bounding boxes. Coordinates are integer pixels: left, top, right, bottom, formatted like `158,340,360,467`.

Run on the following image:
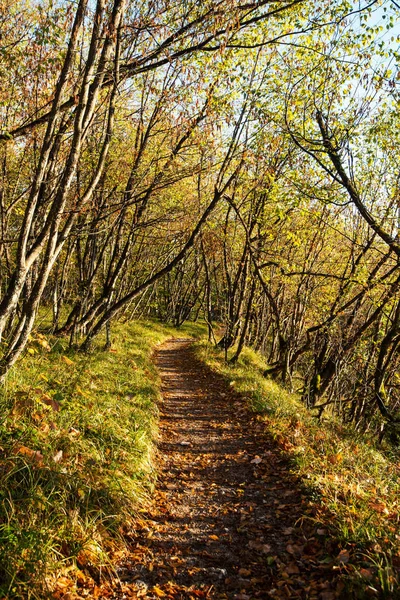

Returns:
195,340,400,598
0,319,204,599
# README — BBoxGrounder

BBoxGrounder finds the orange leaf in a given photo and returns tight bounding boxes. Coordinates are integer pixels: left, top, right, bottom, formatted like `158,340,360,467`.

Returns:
74,569,87,584
16,446,44,464
55,576,74,590
369,502,388,514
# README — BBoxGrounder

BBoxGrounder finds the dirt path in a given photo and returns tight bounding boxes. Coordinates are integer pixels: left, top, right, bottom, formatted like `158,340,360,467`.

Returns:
116,339,346,600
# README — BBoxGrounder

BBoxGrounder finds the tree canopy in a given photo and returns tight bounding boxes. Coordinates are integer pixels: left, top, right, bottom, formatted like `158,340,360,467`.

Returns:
1,0,400,439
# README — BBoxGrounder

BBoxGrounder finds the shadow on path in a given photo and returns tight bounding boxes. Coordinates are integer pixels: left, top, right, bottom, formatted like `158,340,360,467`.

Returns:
117,339,347,600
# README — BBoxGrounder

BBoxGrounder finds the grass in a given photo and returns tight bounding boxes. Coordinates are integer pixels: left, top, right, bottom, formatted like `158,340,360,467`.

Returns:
0,318,204,599
195,340,400,598
1,319,398,598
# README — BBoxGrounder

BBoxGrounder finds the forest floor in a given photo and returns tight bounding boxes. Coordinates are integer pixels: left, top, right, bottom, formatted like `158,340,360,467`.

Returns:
112,338,354,600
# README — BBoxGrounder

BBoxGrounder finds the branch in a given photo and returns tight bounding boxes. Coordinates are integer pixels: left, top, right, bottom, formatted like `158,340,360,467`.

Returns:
316,110,400,258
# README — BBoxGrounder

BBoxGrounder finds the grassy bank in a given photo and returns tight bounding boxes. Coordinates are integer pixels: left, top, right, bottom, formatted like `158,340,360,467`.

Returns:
195,341,400,598
0,320,202,599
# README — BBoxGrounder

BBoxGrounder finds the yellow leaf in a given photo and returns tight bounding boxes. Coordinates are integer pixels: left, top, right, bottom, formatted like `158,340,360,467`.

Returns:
62,355,74,366
76,385,90,398
209,534,219,541
56,576,74,590
74,569,87,584
152,586,167,597
38,339,51,351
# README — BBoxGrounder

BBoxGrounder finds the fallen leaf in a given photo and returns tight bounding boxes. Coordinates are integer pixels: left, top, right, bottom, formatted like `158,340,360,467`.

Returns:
74,568,87,585
248,540,271,554
359,567,374,580
12,396,34,416
16,446,44,464
320,592,336,600
76,386,90,398
93,585,103,598
369,502,388,514
55,576,74,590
286,544,303,557
250,456,262,464
327,452,343,465
286,563,300,575
40,394,60,412
37,338,51,351
53,450,63,463
336,549,351,564
152,586,167,597
62,355,74,366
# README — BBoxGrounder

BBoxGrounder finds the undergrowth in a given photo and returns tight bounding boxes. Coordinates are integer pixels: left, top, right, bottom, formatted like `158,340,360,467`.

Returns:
0,319,202,599
195,341,400,598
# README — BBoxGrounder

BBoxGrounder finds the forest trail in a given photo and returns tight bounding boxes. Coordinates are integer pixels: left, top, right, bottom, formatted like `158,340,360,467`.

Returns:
116,339,345,600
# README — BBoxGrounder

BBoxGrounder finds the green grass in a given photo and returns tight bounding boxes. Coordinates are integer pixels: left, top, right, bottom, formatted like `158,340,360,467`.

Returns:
195,340,400,598
1,320,398,598
0,319,204,599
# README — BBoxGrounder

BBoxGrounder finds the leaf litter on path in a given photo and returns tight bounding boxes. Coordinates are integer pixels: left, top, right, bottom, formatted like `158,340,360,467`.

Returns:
61,339,373,599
